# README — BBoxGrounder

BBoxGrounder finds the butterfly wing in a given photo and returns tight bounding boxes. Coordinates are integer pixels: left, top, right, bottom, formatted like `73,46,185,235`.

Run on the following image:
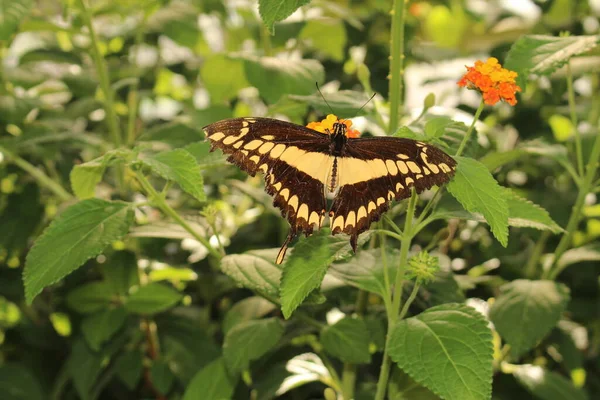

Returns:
329,137,456,248
204,117,332,263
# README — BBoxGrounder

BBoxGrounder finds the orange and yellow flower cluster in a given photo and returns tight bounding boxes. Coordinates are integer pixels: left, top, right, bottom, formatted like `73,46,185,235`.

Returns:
306,114,361,138
458,57,521,106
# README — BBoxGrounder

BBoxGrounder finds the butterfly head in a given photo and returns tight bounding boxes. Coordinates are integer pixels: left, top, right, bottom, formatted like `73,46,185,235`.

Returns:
331,121,347,138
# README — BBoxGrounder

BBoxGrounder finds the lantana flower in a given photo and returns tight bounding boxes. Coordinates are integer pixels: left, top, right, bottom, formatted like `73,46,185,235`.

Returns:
306,114,361,138
458,57,521,106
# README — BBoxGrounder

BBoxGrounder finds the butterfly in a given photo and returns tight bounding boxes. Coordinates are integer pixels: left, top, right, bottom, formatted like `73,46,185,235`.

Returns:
204,116,456,264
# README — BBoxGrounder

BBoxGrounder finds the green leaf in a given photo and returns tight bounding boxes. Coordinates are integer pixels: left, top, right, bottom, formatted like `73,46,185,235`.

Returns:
65,282,114,314
320,317,371,364
150,359,175,395
183,141,227,168
489,279,570,356
479,140,569,172
81,308,127,351
327,249,394,297
504,189,562,233
424,116,454,139
447,157,509,246
299,19,347,61
258,0,311,33
183,358,237,400
125,283,183,315
69,340,104,400
280,229,367,319
103,251,140,295
513,364,587,400
23,199,134,304
389,303,493,400
288,90,374,117
141,149,206,202
0,364,44,400
70,159,107,200
505,34,600,89
114,351,144,390
242,55,324,104
223,296,277,334
223,317,284,373
0,0,34,40
388,367,440,400
221,249,283,298
550,243,600,271
138,122,204,148
200,55,248,103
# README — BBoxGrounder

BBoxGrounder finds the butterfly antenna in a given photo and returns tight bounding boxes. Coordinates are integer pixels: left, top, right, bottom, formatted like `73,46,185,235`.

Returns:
315,82,336,116
354,92,376,117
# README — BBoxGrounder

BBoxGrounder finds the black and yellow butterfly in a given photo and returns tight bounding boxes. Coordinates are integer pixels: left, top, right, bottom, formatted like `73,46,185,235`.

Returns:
204,117,456,264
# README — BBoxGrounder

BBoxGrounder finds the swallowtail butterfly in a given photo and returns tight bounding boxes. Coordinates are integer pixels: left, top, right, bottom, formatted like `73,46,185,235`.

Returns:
204,117,456,264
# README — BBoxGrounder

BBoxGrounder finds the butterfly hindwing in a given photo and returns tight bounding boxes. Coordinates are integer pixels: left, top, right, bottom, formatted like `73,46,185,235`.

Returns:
329,137,456,247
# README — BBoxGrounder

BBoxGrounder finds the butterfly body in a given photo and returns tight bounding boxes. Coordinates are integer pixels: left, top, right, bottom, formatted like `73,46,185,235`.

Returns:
204,117,456,264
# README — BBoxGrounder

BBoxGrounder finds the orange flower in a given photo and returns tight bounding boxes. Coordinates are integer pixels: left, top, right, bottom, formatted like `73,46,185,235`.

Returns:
306,114,361,138
458,57,521,106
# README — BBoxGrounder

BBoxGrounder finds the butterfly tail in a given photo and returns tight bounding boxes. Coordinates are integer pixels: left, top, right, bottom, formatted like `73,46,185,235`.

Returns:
276,231,296,265
350,233,358,253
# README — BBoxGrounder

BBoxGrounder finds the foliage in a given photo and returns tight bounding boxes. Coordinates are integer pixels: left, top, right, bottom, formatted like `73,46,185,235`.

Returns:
0,0,598,399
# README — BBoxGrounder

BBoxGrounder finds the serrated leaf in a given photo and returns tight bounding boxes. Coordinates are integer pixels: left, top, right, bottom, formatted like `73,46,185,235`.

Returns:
183,141,227,168
489,279,570,356
447,157,509,246
504,188,562,233
388,367,440,400
183,358,236,400
320,317,371,364
23,199,134,304
0,364,44,400
288,90,374,117
550,243,600,271
125,283,183,315
81,308,127,351
258,0,311,33
280,229,367,319
299,19,346,61
242,55,324,104
200,55,248,103
0,0,34,40
70,159,106,200
389,303,493,400
65,282,114,314
223,318,284,373
220,249,283,298
223,296,277,334
424,116,453,139
513,364,587,400
114,351,144,390
327,249,395,297
505,34,600,89
137,122,204,148
141,149,206,202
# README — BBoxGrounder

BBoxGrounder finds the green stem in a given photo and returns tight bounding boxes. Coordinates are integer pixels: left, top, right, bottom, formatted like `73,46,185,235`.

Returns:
371,229,403,242
76,0,122,148
388,0,406,134
524,231,550,278
135,172,222,260
456,100,484,157
398,281,420,320
566,62,584,178
340,289,369,400
374,189,417,400
126,13,148,146
1,146,73,201
546,121,600,279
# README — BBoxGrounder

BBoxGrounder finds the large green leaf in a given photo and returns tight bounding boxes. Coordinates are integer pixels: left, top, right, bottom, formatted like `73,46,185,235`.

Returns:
327,249,393,297
504,189,562,233
513,364,587,400
0,364,44,400
70,158,107,200
242,55,324,104
69,340,104,400
223,296,277,334
220,249,283,298
0,0,34,40
389,303,493,400
141,149,206,202
489,280,570,356
388,367,440,400
183,358,237,400
447,157,509,246
223,318,284,373
320,317,371,364
200,55,248,104
23,199,134,303
280,229,366,319
299,19,347,61
81,308,127,351
124,283,183,315
258,0,311,33
137,122,204,148
65,282,114,314
114,351,144,390
505,34,600,89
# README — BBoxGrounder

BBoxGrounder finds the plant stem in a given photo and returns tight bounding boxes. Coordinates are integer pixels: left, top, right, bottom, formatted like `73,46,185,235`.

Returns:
126,13,148,146
135,172,222,260
388,0,407,135
374,189,417,400
77,0,122,148
398,281,420,320
546,120,600,279
340,290,369,400
524,231,550,278
1,146,73,201
566,62,584,177
456,100,484,157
